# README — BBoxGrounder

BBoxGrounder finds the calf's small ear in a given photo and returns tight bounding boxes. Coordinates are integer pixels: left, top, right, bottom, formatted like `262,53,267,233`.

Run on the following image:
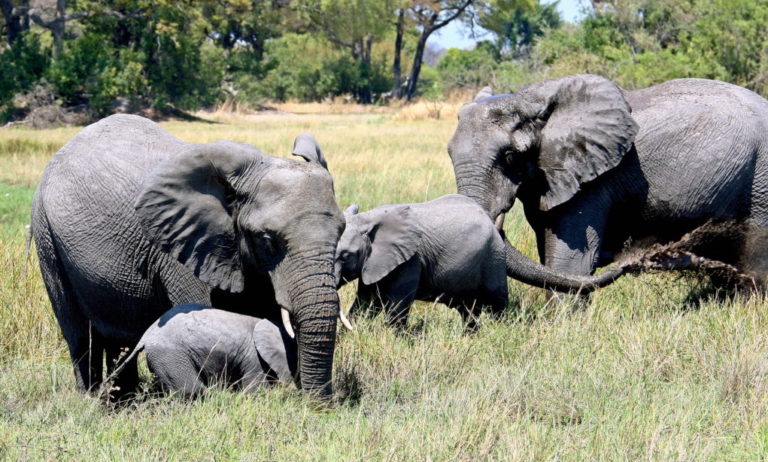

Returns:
291,133,328,169
253,319,297,383
361,206,419,285
344,204,360,216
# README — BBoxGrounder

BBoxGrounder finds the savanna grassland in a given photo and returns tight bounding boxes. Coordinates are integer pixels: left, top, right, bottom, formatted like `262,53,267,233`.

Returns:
2,106,768,461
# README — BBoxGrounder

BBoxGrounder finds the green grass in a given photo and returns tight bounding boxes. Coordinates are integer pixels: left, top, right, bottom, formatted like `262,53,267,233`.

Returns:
2,113,768,461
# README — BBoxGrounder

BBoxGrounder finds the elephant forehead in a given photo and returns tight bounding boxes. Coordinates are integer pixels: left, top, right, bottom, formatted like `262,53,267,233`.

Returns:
258,166,334,199
241,167,342,229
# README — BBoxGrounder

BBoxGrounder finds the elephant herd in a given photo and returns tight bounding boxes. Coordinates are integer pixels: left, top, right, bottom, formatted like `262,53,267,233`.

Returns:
30,74,768,400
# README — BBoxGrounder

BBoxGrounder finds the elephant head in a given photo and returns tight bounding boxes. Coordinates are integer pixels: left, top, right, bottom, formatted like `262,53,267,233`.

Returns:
334,204,418,287
448,75,639,290
450,74,638,218
134,134,343,396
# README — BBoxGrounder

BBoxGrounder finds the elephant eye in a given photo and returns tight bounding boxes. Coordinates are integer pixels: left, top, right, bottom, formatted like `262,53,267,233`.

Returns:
502,149,515,165
250,231,278,257
340,250,350,260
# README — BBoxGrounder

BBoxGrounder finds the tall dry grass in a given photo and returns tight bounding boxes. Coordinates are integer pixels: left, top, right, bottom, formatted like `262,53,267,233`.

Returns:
1,112,768,460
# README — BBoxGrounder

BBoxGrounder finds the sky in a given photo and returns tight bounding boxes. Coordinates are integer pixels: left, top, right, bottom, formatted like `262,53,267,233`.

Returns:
431,0,590,50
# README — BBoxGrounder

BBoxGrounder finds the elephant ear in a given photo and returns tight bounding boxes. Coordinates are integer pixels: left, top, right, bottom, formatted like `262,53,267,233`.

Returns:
525,74,638,211
291,133,328,169
135,141,264,293
253,319,297,383
474,86,493,101
344,204,360,217
360,206,419,285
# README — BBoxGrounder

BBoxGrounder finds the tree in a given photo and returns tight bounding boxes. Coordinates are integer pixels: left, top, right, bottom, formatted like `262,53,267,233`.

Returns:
0,0,30,44
391,7,406,96
404,0,475,100
479,0,557,59
300,0,397,102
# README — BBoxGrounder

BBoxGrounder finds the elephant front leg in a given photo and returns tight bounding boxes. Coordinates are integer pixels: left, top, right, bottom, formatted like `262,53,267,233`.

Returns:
540,204,608,279
379,260,422,330
540,210,608,302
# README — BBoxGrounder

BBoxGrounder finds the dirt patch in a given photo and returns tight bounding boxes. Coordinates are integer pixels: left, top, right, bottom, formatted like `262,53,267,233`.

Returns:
620,221,761,289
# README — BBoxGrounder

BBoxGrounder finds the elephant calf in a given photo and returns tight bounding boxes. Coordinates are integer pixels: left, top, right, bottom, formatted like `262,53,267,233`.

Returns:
107,303,296,398
335,194,508,330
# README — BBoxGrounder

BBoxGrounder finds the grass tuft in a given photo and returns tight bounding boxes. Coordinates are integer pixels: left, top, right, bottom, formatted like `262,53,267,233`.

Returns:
1,113,768,460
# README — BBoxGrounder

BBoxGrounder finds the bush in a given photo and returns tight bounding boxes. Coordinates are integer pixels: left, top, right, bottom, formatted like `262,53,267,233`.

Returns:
0,34,50,119
436,46,498,91
256,34,391,102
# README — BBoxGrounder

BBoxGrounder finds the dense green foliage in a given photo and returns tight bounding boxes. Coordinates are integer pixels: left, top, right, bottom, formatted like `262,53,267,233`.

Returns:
0,0,767,122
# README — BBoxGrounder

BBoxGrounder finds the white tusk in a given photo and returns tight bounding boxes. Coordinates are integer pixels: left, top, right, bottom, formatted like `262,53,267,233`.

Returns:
494,213,506,231
281,308,295,339
339,307,355,331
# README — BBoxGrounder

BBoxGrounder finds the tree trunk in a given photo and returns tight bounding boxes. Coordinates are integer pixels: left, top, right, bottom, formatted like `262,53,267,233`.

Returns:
391,8,404,98
361,35,373,103
405,28,431,101
0,0,26,44
52,0,66,57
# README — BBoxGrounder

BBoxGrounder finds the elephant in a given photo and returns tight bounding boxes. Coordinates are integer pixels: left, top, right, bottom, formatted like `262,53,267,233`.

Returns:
106,303,296,398
448,74,768,286
31,114,344,398
335,194,508,330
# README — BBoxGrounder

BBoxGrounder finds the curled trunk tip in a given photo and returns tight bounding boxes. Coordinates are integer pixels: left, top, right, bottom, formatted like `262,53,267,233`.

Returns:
504,238,625,293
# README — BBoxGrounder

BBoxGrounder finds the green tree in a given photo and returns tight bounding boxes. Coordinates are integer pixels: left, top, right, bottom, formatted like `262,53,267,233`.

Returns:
403,0,476,100
436,45,498,90
299,0,397,102
479,0,556,59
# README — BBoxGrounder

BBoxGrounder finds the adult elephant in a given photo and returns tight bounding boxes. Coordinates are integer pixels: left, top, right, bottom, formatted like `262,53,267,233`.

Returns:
449,75,768,283
31,114,344,397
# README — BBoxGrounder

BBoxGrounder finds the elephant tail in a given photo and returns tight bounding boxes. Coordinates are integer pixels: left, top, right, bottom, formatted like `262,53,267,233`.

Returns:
24,220,33,277
101,336,148,395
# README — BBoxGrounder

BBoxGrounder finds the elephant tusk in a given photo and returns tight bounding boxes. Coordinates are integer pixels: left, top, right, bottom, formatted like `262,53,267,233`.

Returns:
281,308,295,339
339,307,355,331
494,213,506,231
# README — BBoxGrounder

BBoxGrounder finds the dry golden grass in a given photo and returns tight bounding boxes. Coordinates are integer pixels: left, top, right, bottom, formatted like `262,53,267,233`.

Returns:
1,112,768,460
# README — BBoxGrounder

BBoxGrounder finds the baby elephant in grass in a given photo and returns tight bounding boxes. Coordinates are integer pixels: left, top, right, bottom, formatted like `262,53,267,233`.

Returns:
106,303,296,398
335,194,508,330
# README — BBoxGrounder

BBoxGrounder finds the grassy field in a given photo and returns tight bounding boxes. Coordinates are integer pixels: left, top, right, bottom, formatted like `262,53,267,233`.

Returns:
2,109,768,461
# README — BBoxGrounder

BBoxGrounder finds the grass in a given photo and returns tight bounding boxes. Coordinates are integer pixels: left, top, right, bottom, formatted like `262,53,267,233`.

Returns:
2,110,768,460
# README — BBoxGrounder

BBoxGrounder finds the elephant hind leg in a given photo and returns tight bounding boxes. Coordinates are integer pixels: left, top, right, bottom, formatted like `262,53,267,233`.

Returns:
34,221,104,392
145,349,205,399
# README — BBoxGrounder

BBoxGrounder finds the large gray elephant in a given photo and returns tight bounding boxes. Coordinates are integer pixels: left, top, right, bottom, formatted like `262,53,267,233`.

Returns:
449,75,768,283
31,114,344,397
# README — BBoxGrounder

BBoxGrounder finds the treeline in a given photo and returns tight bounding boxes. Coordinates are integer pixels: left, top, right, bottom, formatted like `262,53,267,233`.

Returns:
1,0,767,123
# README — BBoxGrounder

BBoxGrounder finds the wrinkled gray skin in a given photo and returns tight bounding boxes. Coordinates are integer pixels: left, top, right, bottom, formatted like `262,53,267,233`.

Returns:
450,75,768,284
107,303,296,398
335,195,507,330
31,115,344,398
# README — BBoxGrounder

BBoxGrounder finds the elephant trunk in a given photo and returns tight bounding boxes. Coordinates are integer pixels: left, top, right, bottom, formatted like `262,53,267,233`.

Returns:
457,183,492,212
282,251,339,397
454,161,517,222
503,237,625,293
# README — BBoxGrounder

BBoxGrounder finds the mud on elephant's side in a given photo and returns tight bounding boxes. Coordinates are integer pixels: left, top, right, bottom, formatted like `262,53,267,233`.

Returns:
449,75,768,287
32,116,344,398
